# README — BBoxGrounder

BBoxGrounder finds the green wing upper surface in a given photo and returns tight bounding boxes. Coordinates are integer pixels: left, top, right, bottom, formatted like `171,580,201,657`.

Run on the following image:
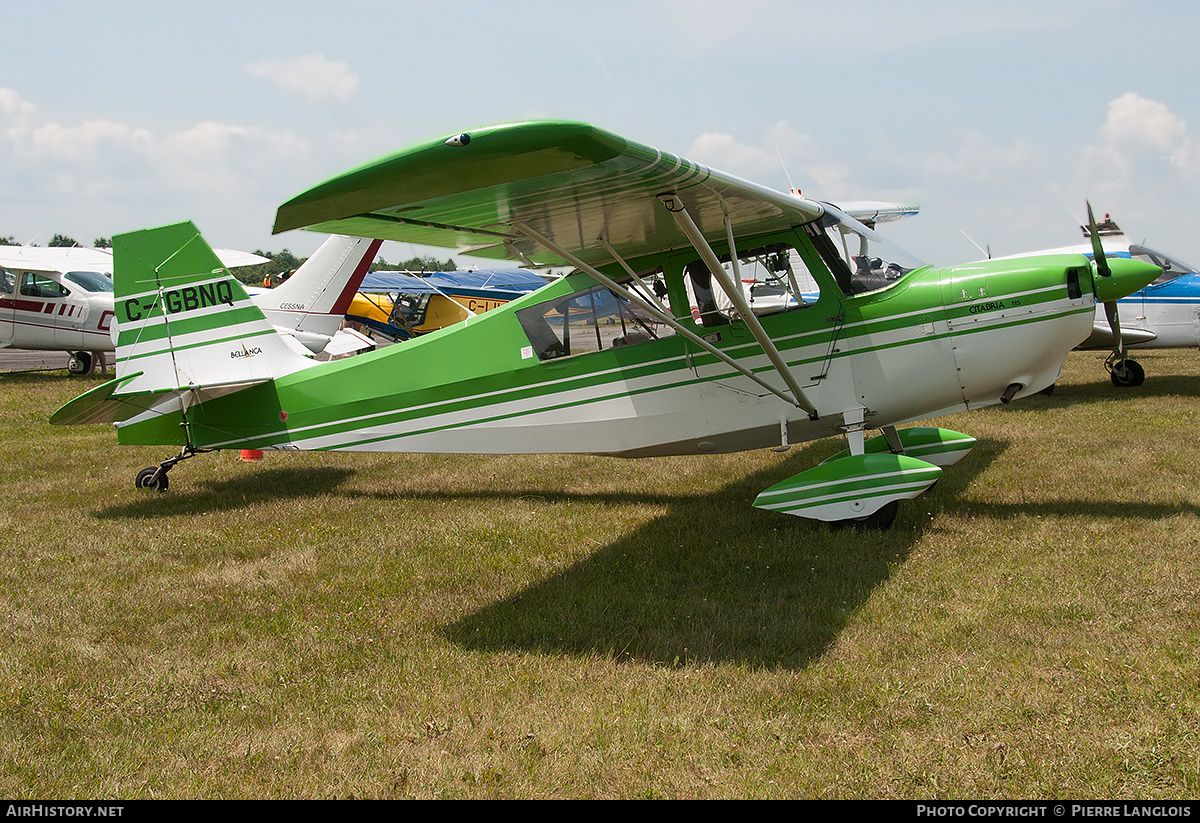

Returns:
273,121,824,267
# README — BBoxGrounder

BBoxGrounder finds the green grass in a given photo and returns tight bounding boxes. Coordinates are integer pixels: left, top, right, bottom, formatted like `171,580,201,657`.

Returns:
2,350,1198,798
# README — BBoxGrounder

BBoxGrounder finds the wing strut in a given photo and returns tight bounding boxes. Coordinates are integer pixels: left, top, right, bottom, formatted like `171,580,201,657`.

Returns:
597,236,671,316
658,195,819,418
511,222,809,411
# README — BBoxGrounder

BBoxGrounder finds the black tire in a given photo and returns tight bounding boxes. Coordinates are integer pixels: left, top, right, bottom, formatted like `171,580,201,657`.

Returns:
67,351,91,374
1110,359,1146,388
832,499,899,531
135,467,169,492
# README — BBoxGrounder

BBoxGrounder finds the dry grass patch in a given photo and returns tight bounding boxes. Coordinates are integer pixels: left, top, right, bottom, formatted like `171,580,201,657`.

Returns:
1,351,1198,797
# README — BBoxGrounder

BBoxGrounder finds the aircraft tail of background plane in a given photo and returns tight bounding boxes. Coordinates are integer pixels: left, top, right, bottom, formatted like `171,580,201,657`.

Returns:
253,235,382,353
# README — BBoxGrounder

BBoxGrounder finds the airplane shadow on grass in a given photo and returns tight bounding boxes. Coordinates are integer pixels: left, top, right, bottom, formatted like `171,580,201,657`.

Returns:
93,466,357,519
1029,356,1200,409
91,429,1198,670
429,442,1010,671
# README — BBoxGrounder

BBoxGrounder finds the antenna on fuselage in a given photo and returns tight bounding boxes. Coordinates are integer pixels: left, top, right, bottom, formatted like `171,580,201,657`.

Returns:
960,230,991,259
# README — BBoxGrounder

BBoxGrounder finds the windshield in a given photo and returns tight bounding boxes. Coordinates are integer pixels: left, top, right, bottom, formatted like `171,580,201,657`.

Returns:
807,204,927,296
1131,245,1197,285
63,270,114,293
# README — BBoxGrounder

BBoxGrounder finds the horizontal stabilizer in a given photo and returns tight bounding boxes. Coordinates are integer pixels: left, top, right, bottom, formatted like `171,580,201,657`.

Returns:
49,372,163,426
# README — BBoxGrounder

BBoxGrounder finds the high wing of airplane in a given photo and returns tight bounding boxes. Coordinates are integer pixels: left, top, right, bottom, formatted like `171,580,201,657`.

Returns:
348,268,551,342
51,121,1160,529
990,214,1200,387
0,235,380,372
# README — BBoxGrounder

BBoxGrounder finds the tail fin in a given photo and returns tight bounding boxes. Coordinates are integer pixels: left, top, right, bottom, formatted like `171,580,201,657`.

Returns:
113,221,314,396
253,235,381,353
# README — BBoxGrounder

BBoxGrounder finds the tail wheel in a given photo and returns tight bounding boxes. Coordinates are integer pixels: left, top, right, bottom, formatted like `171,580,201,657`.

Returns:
135,467,169,492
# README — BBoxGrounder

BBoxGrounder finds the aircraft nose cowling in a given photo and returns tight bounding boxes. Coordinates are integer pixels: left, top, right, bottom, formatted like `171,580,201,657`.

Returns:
1093,256,1161,303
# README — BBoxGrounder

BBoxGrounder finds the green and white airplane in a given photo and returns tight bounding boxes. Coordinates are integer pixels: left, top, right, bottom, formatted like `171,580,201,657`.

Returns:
51,121,1161,529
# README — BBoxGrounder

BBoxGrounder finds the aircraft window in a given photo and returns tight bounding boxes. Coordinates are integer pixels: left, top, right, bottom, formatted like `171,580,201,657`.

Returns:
1131,245,1197,285
807,205,926,297
516,283,674,361
0,268,13,295
63,270,114,293
19,273,69,298
685,244,819,325
387,292,430,333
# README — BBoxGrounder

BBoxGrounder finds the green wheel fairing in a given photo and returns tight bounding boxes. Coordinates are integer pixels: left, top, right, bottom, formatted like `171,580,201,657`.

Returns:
821,427,977,466
752,453,943,521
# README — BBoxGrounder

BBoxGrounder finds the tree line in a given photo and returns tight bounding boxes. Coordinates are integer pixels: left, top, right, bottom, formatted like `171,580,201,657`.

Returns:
241,249,458,287
2,233,459,285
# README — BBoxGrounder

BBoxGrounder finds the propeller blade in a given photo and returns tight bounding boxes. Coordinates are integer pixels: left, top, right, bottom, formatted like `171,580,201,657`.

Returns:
1104,299,1123,354
1087,201,1112,279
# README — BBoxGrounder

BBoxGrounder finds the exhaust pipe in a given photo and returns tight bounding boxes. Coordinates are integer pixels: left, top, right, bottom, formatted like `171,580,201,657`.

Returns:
1000,383,1022,404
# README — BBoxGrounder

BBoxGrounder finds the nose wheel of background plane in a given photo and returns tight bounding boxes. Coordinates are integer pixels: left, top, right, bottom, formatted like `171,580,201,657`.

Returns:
1107,356,1145,388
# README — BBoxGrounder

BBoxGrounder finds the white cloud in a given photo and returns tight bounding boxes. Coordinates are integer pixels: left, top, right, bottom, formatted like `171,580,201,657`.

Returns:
0,86,320,249
922,131,1041,185
246,54,360,102
685,122,847,197
1079,93,1199,184
148,122,304,192
1102,92,1187,153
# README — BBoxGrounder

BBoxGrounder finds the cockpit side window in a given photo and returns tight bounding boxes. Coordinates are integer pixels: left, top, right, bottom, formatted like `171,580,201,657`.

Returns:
0,268,13,295
806,209,925,297
20,273,69,298
63,270,114,293
388,292,430,332
684,243,820,325
517,282,675,361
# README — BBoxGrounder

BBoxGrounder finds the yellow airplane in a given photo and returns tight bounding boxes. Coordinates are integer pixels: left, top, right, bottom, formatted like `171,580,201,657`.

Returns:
346,269,550,341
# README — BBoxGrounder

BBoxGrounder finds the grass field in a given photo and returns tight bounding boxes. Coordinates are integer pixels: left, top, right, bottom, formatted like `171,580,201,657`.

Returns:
1,349,1198,799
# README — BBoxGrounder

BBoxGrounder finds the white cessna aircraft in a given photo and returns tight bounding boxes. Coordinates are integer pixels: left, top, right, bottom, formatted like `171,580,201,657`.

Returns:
0,235,381,373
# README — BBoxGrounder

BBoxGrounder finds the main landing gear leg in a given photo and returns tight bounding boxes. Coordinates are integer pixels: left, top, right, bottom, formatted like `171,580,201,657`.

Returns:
134,446,212,492
831,411,900,531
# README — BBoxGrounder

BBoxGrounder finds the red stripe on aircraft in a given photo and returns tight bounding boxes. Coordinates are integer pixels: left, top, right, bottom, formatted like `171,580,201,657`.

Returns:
0,297,46,313
331,239,384,315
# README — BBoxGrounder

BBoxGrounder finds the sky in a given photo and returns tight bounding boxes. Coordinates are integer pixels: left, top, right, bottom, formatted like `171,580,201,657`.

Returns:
3,0,1199,269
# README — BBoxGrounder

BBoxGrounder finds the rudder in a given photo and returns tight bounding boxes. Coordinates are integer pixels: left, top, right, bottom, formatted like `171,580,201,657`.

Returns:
112,221,314,396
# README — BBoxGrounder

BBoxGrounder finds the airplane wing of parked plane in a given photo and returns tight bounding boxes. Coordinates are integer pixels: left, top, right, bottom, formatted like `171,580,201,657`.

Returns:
0,245,268,275
273,122,826,267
